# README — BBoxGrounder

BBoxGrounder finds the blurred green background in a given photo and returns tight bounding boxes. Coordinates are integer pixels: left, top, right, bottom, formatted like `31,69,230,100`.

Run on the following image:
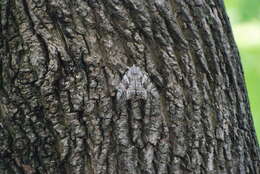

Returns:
224,1,260,141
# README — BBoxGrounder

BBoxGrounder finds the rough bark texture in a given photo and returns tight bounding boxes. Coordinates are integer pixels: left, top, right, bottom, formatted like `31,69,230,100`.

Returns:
0,0,259,173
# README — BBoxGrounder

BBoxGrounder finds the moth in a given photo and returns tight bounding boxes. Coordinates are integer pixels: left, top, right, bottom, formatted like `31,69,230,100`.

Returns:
117,65,154,102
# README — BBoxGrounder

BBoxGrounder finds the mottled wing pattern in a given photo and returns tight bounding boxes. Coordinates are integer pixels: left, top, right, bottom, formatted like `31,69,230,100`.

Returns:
117,65,150,101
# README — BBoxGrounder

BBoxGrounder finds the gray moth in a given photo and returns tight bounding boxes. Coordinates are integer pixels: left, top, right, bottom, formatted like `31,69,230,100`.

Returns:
117,65,156,102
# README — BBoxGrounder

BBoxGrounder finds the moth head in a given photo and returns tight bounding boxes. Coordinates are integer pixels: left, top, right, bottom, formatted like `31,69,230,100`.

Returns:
129,64,141,76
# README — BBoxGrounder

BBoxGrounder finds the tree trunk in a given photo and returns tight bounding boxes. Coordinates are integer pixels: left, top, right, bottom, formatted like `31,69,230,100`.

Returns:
0,0,259,173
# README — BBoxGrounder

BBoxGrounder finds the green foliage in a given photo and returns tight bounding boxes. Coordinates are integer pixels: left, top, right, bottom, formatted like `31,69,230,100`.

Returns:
225,1,260,141
225,0,260,23
240,42,260,141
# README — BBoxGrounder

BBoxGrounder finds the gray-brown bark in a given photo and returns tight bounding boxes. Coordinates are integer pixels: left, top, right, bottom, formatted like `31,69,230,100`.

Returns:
0,0,259,173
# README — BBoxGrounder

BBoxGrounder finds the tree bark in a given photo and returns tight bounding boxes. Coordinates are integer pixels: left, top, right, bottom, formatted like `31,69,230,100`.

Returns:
0,0,259,173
